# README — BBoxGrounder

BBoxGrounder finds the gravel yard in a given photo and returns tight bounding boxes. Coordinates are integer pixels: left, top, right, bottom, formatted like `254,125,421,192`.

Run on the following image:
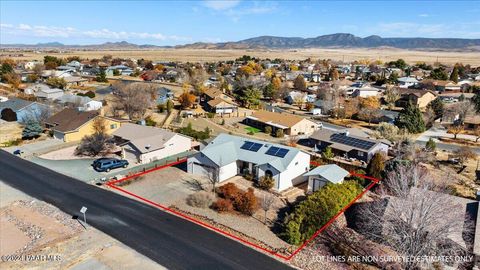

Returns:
0,182,165,270
115,167,292,251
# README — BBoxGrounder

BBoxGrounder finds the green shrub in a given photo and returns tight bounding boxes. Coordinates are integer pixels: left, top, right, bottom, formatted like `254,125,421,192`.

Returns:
145,116,157,126
207,112,215,118
275,129,284,138
282,181,362,245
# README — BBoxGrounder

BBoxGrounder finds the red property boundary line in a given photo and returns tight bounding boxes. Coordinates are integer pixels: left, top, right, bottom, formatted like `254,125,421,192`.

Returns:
106,159,379,261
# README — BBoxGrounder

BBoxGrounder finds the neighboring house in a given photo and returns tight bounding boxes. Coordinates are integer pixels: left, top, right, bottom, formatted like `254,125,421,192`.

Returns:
304,164,350,193
396,89,437,109
41,70,73,79
421,80,461,92
26,84,64,100
63,76,88,89
55,94,102,111
187,133,311,191
206,98,238,114
351,87,380,98
310,129,389,163
464,115,480,130
106,65,133,76
44,108,121,142
0,98,49,123
374,109,400,124
156,87,174,105
202,88,238,114
245,110,320,136
113,123,192,164
285,91,316,105
397,77,419,88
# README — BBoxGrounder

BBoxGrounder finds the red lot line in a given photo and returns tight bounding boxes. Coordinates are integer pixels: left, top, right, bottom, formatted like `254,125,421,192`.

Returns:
107,159,379,261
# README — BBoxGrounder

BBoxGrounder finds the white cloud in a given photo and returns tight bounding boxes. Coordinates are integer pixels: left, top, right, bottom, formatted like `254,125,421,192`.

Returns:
0,23,189,41
373,22,480,38
418,14,429,17
203,0,240,11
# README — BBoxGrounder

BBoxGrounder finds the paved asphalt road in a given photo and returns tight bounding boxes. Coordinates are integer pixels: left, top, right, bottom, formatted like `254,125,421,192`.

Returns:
0,150,293,270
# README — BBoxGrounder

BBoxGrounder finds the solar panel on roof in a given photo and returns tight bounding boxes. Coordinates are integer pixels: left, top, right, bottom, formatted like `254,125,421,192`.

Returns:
240,141,254,150
265,146,280,156
265,146,290,158
240,141,263,152
276,148,289,158
330,133,375,150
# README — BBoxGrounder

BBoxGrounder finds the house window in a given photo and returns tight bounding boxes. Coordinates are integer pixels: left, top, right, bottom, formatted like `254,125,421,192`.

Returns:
358,151,364,157
110,124,117,129
295,161,298,165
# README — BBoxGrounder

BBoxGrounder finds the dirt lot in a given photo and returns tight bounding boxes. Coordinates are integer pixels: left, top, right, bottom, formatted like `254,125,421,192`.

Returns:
113,166,291,252
0,182,165,270
0,121,22,145
6,48,480,65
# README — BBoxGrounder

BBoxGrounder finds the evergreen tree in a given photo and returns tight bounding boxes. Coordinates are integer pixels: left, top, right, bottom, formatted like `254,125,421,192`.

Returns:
449,66,459,83
395,102,426,134
166,99,174,114
367,152,385,180
425,138,436,152
427,98,444,119
473,92,480,113
22,121,43,139
282,182,362,245
96,68,108,82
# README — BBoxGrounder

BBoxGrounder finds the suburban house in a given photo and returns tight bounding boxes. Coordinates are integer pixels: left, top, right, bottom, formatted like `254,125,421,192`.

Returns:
202,88,238,114
304,164,350,193
55,94,103,111
285,91,316,105
310,129,389,163
245,110,320,136
397,77,419,88
396,89,437,109
351,87,380,98
374,109,400,124
187,133,310,191
63,76,88,89
421,80,462,92
25,84,64,100
156,87,174,105
106,65,134,76
206,98,238,114
0,98,49,123
44,108,122,142
113,123,192,164
464,115,480,130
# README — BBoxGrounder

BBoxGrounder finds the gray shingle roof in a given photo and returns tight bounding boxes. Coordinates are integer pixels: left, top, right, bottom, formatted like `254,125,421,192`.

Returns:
303,164,349,183
200,133,305,171
0,98,33,112
113,123,177,153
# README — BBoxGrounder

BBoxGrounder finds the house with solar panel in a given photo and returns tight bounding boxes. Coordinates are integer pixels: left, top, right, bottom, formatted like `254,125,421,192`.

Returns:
187,133,310,191
310,129,388,163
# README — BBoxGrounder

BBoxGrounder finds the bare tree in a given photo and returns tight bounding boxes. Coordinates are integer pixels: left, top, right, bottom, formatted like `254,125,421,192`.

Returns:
454,146,477,166
358,187,475,270
260,193,275,224
113,82,155,120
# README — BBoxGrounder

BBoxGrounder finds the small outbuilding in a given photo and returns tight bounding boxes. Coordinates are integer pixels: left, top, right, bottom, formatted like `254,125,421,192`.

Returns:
304,164,350,193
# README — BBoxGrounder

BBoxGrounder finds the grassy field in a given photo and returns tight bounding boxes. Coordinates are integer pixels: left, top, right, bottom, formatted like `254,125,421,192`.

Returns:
245,126,261,134
2,48,480,65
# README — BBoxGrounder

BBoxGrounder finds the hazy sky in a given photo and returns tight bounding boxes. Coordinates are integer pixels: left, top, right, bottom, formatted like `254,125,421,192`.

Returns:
1,1,479,45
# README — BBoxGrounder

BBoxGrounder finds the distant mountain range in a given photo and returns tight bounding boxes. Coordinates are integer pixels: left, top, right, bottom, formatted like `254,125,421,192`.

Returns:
2,33,480,50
